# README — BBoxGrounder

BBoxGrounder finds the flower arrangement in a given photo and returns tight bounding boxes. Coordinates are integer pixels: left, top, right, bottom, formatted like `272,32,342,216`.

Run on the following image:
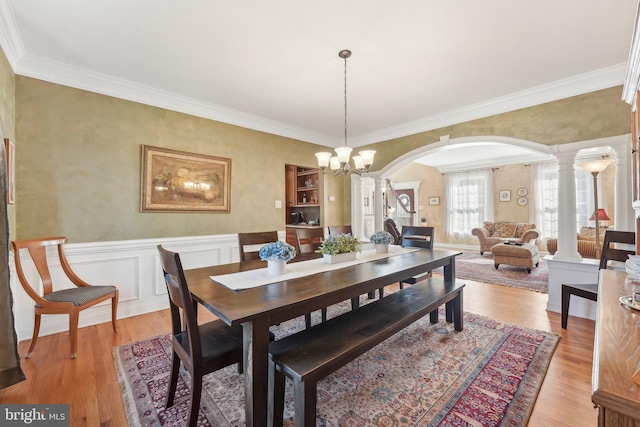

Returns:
370,230,394,245
259,241,296,262
315,233,360,255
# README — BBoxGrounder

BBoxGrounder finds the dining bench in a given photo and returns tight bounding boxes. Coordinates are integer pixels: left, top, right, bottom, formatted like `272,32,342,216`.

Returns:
267,277,464,427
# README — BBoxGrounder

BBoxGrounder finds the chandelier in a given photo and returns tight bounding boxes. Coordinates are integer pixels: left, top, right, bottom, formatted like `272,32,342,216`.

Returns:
315,50,375,175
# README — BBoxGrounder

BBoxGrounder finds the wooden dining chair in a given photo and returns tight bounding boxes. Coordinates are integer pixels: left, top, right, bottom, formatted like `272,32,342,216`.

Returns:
561,230,635,328
157,244,244,427
238,231,279,261
12,237,119,359
328,225,352,236
294,228,328,327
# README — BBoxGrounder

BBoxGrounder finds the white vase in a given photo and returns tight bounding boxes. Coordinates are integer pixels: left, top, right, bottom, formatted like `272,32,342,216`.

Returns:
375,243,389,254
323,252,357,264
267,260,286,275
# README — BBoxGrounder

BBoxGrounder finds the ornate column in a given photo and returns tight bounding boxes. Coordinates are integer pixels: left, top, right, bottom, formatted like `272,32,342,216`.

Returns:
552,151,581,262
374,176,385,232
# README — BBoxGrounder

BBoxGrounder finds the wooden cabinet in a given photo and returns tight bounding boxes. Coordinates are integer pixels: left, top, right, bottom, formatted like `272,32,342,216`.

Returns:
592,269,640,426
285,164,321,226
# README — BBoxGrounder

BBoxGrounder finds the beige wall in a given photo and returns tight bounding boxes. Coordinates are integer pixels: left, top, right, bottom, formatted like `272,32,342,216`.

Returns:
11,68,630,244
15,77,337,242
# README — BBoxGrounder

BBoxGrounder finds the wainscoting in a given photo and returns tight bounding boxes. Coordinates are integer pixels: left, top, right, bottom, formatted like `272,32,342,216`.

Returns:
10,232,285,343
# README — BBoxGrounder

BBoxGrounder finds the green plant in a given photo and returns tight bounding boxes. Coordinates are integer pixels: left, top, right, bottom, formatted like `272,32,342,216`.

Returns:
370,230,394,245
316,233,360,255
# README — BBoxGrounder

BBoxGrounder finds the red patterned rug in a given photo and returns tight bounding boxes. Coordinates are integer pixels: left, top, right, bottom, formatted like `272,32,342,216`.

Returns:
114,302,558,426
450,251,548,293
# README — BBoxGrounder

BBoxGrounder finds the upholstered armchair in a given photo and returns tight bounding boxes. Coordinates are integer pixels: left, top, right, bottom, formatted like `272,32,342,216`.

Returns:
471,221,540,255
546,227,607,259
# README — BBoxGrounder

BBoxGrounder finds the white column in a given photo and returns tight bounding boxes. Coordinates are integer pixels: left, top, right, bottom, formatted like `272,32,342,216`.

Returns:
553,151,582,262
374,176,385,232
350,174,364,240
611,139,634,231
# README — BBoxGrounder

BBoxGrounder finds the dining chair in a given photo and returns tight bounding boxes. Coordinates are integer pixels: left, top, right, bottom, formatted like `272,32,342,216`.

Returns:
384,218,402,245
294,228,328,327
238,231,279,261
12,237,119,359
157,244,244,427
328,225,352,236
561,230,635,329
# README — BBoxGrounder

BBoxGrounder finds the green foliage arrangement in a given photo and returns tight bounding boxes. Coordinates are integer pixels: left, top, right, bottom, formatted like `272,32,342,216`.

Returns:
315,233,360,255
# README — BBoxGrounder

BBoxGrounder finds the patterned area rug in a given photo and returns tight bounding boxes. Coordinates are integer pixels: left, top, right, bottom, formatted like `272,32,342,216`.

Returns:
114,302,558,426
451,251,549,293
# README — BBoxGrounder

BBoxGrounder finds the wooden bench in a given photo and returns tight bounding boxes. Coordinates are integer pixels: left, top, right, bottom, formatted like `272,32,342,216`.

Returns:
267,278,464,427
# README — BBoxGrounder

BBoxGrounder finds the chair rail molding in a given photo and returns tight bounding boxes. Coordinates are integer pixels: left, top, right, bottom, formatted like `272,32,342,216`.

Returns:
9,232,285,342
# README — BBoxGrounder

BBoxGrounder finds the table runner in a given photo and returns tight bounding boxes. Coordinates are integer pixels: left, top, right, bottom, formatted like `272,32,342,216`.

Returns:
210,246,418,290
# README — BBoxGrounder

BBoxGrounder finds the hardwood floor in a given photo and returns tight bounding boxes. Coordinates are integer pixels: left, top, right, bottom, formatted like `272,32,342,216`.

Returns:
0,279,597,426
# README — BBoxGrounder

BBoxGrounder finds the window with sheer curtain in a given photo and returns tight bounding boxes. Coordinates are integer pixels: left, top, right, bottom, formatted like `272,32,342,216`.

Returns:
531,162,601,242
445,170,493,237
531,162,559,240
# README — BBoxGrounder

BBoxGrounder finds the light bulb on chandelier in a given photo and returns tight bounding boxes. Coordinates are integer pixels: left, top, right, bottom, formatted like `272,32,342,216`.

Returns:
315,50,375,175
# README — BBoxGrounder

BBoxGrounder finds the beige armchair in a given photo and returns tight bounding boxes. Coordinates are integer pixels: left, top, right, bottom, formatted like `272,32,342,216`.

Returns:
471,221,540,255
546,227,607,259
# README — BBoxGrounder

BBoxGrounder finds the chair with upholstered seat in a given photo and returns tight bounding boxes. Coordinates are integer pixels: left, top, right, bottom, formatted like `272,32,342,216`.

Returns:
238,231,279,261
561,230,635,329
158,244,245,427
12,237,119,359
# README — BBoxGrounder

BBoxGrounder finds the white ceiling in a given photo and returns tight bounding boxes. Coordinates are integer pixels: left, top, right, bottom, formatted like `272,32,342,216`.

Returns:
0,1,637,170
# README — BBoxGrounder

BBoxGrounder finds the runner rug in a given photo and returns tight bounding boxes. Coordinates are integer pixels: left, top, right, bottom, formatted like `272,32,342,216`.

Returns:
450,251,549,293
114,303,559,426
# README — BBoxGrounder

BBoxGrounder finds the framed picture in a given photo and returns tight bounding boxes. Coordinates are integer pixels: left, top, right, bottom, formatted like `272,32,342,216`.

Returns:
429,197,440,205
4,138,14,204
141,145,231,213
518,197,528,206
499,190,511,202
517,187,528,197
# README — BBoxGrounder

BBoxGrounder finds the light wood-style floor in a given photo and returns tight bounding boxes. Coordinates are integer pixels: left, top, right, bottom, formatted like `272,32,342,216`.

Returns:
0,279,597,427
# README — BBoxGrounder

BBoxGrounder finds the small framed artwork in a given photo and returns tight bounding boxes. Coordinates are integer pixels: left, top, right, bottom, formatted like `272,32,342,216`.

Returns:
517,197,528,206
517,187,528,197
4,138,14,204
499,190,511,202
429,197,440,205
141,145,231,213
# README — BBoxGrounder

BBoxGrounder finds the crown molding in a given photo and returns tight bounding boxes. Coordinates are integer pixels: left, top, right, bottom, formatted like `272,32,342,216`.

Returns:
351,64,627,147
0,1,626,150
0,1,25,68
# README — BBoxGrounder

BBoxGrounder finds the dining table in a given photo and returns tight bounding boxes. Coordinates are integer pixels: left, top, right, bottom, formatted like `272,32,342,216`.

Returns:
185,246,461,427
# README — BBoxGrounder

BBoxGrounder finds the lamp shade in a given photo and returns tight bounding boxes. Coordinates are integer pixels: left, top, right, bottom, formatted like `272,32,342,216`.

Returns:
576,158,614,173
589,208,610,221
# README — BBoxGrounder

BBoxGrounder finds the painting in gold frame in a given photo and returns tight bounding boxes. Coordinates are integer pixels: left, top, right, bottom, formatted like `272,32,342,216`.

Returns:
4,138,14,204
141,145,231,213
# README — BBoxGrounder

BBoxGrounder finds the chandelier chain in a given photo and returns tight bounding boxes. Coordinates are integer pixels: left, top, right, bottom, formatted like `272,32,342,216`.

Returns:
343,52,348,148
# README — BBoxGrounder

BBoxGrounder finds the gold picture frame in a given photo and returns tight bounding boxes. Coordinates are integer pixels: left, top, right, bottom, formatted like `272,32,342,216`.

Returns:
4,138,14,204
141,145,231,213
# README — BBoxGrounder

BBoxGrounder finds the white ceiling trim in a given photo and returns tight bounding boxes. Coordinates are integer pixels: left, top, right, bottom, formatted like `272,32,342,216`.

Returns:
351,64,627,147
0,1,627,149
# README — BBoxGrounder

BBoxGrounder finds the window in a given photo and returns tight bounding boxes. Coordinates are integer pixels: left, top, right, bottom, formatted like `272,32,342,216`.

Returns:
445,170,493,237
532,162,559,240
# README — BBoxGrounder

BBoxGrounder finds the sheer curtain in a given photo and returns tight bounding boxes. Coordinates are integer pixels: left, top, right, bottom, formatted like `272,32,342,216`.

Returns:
445,169,493,239
531,162,559,242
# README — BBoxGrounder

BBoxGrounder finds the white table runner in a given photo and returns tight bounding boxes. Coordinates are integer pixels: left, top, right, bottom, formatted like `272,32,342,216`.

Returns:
210,246,419,291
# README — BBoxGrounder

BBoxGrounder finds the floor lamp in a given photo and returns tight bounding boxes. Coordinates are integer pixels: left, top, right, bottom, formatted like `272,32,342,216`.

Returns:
577,158,614,259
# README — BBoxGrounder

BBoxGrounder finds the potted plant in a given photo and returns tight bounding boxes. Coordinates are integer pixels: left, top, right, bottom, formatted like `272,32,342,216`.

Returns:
316,233,360,264
370,230,394,253
259,241,296,275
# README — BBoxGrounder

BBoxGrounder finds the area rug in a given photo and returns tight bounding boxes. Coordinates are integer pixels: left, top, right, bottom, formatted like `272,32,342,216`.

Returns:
113,302,559,426
450,251,549,293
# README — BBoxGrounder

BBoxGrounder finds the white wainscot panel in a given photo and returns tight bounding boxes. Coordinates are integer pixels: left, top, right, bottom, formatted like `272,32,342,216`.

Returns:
545,255,599,321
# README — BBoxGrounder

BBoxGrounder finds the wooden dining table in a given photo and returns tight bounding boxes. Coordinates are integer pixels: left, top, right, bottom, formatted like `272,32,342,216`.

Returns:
185,247,461,427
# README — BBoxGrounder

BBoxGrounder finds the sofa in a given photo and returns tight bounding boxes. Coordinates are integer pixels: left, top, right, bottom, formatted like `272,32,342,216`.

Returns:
471,221,540,255
546,227,607,259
